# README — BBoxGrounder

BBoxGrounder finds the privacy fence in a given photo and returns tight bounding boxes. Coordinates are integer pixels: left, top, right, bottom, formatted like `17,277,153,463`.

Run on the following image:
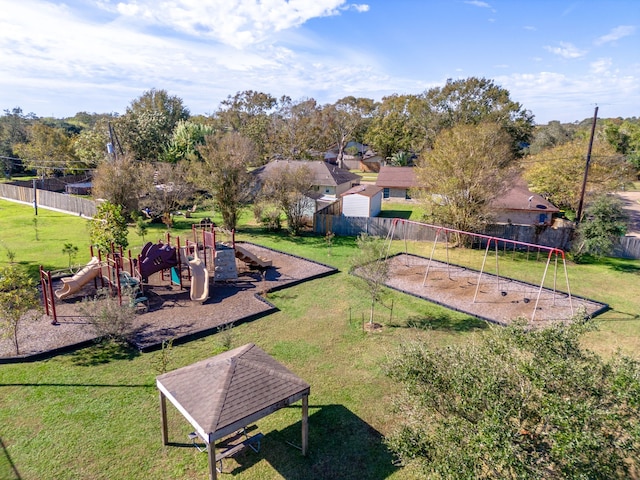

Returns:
0,183,97,217
314,208,640,260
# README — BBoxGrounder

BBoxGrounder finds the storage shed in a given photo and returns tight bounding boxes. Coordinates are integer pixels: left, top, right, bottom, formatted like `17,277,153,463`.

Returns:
341,184,383,217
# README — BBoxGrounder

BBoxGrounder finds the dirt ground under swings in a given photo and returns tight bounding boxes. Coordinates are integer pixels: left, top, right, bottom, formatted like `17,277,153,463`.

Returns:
374,254,608,326
0,243,337,361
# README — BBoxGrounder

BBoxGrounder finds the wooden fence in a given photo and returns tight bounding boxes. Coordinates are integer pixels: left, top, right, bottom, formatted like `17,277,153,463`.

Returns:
0,183,97,217
314,211,640,259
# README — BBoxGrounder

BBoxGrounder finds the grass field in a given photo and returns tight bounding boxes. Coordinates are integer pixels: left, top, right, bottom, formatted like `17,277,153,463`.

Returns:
1,199,639,479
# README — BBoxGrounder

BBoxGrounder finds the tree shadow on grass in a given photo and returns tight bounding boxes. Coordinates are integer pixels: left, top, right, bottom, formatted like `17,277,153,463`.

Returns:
573,255,640,274
230,404,399,480
0,436,21,480
378,210,412,220
403,313,487,332
70,339,140,367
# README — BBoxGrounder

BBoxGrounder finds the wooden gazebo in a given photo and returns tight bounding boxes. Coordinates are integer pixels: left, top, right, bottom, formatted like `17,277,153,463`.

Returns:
156,343,310,479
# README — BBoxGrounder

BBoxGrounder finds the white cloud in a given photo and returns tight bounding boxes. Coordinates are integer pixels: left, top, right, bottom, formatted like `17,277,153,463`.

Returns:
544,42,587,59
465,0,491,8
95,0,365,49
590,58,612,74
594,25,636,45
349,4,370,13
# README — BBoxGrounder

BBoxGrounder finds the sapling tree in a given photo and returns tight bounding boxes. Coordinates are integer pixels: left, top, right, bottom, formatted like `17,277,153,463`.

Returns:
62,243,79,268
0,264,41,355
350,233,389,324
572,194,628,260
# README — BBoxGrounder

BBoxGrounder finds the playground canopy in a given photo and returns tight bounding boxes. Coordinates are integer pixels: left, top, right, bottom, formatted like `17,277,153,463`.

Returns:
156,343,310,480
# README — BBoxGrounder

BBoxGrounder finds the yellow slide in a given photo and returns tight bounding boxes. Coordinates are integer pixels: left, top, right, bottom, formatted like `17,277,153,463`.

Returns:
180,248,210,303
55,257,102,300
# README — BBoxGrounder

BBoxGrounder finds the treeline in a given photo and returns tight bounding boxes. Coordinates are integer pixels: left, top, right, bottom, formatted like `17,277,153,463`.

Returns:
1,77,638,236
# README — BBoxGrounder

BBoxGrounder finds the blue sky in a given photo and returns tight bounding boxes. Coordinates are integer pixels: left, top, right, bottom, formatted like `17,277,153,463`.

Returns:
0,0,638,124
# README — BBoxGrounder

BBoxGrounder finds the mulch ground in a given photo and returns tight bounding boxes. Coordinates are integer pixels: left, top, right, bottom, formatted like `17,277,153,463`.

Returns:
374,254,608,326
0,243,337,361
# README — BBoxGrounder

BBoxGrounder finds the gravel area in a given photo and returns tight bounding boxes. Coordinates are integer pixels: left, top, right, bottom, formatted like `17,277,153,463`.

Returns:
0,243,337,361
360,254,608,327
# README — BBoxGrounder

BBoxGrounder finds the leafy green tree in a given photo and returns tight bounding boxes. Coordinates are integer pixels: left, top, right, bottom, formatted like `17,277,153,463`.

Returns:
350,233,389,324
572,194,628,260
364,94,426,159
323,96,375,169
0,107,34,173
604,118,640,177
13,122,79,176
162,119,214,163
116,89,189,162
526,120,577,154
197,131,257,230
524,134,629,213
425,77,534,154
414,122,515,234
269,96,326,160
0,264,41,355
71,118,111,167
385,318,640,479
89,201,129,254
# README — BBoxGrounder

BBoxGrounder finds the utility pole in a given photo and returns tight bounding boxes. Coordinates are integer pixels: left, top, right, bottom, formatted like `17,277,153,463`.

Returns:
575,106,599,224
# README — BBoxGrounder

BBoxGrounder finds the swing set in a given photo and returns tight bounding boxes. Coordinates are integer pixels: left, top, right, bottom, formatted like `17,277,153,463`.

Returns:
384,218,574,322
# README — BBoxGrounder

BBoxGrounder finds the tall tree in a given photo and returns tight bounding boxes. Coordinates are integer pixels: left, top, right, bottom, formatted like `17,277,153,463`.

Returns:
116,89,189,162
13,122,79,176
197,131,257,230
414,122,515,234
323,96,375,169
0,107,34,171
425,77,534,154
364,94,425,160
524,134,629,213
385,318,640,479
269,96,326,160
215,90,277,163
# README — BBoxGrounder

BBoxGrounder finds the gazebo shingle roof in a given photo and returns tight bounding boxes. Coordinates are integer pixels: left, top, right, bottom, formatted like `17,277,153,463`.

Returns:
157,343,310,441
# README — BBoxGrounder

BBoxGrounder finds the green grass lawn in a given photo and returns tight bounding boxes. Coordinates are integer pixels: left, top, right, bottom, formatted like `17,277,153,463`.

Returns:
0,199,639,479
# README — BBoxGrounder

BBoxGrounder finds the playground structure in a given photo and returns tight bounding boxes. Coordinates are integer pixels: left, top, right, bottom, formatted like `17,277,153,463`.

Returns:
54,257,102,300
40,228,273,324
41,244,147,325
380,218,607,324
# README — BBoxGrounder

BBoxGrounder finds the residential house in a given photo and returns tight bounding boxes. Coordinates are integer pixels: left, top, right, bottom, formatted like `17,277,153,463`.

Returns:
254,159,361,200
340,184,383,217
375,166,418,200
490,180,559,226
324,142,384,172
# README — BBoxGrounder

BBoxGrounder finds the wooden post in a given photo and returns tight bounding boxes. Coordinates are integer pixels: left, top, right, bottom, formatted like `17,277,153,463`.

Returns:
160,392,168,446
207,440,217,480
301,395,309,456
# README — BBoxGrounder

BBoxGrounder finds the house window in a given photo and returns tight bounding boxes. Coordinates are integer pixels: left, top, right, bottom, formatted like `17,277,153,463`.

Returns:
383,188,389,199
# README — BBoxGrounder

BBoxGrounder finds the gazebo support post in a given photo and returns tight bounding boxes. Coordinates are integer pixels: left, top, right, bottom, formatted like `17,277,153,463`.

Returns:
301,394,309,456
207,441,217,480
160,392,168,446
